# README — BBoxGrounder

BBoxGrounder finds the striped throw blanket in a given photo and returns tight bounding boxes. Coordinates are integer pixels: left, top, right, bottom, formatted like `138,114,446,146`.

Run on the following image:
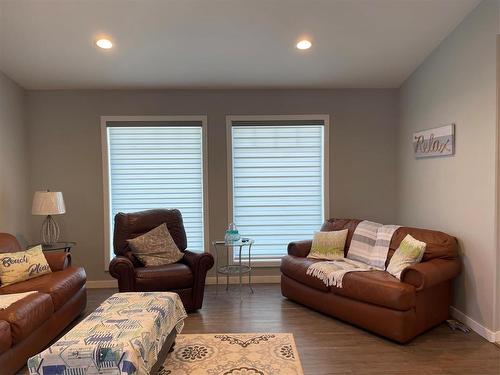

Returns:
306,221,400,288
347,221,400,269
306,258,374,287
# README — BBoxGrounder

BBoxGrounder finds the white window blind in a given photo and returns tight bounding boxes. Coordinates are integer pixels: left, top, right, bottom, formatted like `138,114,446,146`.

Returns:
106,122,205,256
230,119,326,262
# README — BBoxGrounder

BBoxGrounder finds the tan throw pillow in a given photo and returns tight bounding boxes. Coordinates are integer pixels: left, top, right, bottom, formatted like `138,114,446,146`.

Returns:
387,234,426,279
307,229,348,260
0,245,52,286
127,223,184,266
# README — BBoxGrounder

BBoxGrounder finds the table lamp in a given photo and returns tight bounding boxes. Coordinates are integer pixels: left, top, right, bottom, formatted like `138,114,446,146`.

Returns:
32,190,66,244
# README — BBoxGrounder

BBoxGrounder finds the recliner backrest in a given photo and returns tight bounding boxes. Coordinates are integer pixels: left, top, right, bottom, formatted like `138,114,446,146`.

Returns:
113,208,188,256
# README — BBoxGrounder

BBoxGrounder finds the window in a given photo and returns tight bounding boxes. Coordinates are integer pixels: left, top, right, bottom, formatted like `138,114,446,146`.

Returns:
227,115,329,264
102,116,208,268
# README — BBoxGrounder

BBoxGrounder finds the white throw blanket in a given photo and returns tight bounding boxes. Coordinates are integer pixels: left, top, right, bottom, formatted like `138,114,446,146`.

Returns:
0,291,37,309
306,221,400,287
306,258,374,287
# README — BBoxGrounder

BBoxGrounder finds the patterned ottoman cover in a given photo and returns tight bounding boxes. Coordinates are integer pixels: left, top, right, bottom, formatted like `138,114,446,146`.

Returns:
27,292,187,375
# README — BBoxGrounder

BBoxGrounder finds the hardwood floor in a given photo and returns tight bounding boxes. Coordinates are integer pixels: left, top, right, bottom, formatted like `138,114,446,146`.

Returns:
87,284,499,375
22,284,500,374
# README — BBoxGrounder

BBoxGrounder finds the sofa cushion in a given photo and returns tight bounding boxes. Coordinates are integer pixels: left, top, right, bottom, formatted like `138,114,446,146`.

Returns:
135,263,193,291
280,255,330,292
0,266,86,311
389,227,457,263
0,320,11,354
0,246,52,286
318,219,458,265
320,219,363,256
127,223,184,267
308,229,348,260
0,292,53,344
331,270,416,311
387,234,426,279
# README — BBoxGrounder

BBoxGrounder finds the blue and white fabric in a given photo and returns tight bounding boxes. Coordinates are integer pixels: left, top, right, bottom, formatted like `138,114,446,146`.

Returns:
27,292,187,375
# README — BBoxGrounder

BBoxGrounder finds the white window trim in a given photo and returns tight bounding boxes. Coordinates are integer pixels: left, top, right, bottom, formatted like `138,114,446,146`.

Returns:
101,115,210,271
226,114,330,267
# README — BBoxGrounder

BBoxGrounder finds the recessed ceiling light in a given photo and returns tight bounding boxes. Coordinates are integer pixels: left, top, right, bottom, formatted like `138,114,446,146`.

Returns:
296,40,312,50
96,39,113,49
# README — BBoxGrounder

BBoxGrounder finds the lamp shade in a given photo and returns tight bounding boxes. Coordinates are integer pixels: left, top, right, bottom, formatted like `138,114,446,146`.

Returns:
32,191,66,215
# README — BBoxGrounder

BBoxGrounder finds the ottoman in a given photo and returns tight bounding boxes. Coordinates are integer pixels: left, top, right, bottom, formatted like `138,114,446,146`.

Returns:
27,292,187,375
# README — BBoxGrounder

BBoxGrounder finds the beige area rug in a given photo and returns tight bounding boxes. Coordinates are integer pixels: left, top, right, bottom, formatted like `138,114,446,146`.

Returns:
159,333,303,375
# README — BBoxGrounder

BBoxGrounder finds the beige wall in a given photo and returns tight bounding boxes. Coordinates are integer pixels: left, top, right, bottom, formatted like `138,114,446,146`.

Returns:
0,71,29,244
398,0,498,331
497,35,500,333
26,89,398,281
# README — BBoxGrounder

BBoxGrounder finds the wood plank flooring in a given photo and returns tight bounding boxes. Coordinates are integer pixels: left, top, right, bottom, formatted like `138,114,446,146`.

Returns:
22,284,500,374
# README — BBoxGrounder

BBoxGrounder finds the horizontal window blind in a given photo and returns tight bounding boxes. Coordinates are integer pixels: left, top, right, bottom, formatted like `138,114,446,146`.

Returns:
107,124,205,256
230,119,325,261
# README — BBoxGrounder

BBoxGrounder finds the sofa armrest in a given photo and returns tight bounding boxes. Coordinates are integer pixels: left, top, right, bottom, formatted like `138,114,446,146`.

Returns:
287,240,312,258
182,250,214,310
44,251,71,271
109,255,137,292
401,258,461,291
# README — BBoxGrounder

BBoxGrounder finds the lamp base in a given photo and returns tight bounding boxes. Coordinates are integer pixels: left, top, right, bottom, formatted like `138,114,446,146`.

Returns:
41,215,60,245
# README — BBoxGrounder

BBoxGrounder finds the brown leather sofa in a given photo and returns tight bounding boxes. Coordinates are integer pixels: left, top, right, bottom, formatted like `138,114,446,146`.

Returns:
0,233,87,374
281,219,460,343
109,209,214,312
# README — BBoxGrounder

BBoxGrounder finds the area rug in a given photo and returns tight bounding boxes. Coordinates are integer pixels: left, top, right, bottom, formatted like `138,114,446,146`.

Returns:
158,333,303,375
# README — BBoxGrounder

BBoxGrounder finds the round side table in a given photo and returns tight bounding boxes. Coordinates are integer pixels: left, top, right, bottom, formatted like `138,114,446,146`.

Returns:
30,242,76,253
212,238,254,299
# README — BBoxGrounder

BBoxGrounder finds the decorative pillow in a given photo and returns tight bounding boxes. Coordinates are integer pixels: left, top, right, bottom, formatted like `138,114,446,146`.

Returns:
0,245,52,286
387,234,426,279
127,223,184,266
307,229,348,260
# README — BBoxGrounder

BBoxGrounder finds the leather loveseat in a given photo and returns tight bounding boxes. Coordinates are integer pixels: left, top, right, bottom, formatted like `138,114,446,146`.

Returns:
0,233,87,374
281,219,460,343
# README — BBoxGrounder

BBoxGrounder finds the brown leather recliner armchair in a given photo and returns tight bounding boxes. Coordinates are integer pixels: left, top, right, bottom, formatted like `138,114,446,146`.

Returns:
109,209,214,311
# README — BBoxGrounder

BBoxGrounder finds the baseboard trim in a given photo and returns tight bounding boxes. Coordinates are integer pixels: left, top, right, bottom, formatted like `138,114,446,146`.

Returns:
450,306,499,343
86,280,118,289
85,275,281,289
205,275,281,285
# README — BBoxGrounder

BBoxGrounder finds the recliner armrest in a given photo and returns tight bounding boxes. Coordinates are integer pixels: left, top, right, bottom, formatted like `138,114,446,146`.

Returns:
109,255,137,292
44,251,71,271
401,258,460,291
287,240,313,258
181,250,214,310
182,250,214,274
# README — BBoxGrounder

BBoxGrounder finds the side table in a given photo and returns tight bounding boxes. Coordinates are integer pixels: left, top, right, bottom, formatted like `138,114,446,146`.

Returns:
212,238,254,299
29,242,76,253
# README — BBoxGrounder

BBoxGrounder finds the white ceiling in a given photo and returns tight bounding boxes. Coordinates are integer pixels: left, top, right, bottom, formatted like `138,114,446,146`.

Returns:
0,0,481,90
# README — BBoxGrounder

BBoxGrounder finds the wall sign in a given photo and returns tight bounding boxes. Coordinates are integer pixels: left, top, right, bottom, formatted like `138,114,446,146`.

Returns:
413,124,455,158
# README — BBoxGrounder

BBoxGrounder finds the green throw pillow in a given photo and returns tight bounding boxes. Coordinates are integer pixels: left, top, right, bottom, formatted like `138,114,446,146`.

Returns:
387,234,426,279
307,229,348,260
